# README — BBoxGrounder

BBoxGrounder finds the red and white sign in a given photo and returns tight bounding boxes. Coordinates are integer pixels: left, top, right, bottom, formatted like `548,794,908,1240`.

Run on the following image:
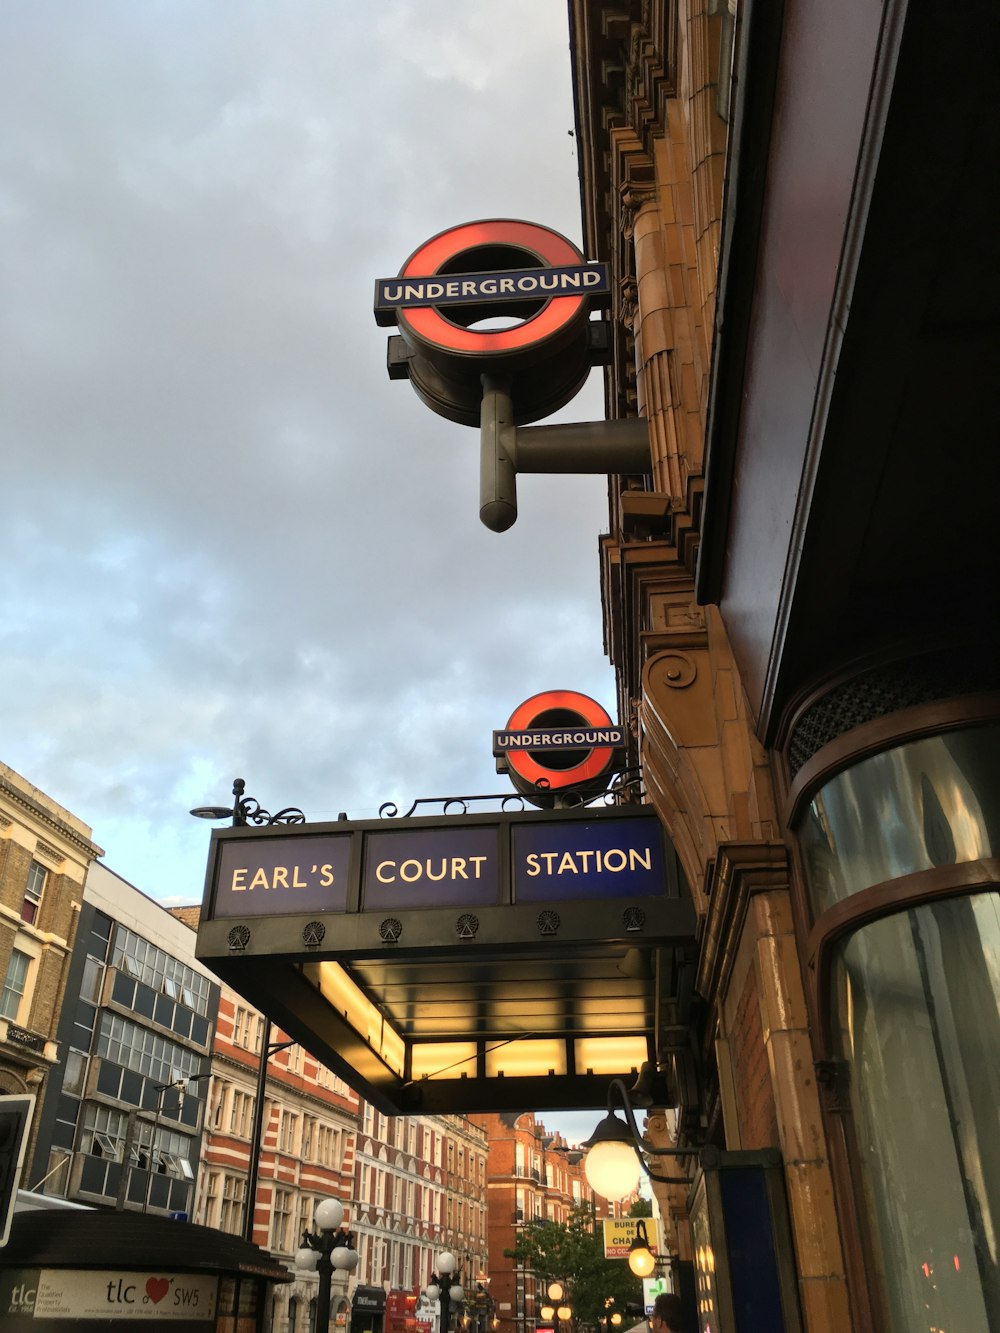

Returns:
501,690,621,794
385,220,599,358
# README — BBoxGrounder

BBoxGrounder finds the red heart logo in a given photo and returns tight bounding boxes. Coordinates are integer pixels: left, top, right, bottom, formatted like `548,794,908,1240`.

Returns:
146,1278,170,1304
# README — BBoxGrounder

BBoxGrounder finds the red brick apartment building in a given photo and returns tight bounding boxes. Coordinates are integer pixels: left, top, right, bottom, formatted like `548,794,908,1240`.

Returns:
472,1113,615,1333
192,979,359,1329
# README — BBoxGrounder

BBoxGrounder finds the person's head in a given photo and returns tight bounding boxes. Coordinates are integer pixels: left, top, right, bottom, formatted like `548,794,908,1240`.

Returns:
650,1292,685,1333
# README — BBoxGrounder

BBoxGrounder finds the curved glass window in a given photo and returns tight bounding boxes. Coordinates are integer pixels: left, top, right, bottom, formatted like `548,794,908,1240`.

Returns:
832,892,1000,1330
799,725,1000,916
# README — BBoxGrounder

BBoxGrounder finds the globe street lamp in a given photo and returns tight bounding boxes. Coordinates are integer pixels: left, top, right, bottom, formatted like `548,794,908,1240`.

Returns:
425,1251,464,1333
582,1076,695,1200
295,1197,358,1333
627,1219,658,1279
540,1282,571,1330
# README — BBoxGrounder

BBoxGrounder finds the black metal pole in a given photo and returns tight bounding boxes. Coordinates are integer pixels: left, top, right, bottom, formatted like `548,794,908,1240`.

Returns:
316,1248,333,1333
243,1018,271,1243
242,1022,294,1243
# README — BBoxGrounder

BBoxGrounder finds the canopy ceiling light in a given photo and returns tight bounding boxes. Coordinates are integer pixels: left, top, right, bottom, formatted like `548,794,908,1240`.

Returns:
582,1071,695,1200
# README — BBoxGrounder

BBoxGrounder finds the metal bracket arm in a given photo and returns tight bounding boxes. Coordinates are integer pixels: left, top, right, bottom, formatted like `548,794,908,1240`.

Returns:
479,377,651,531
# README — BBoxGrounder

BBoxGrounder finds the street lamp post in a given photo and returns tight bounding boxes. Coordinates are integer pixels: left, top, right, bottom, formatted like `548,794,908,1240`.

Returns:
242,1023,294,1243
141,1072,210,1215
190,780,303,1244
295,1197,358,1333
425,1251,464,1333
539,1282,571,1332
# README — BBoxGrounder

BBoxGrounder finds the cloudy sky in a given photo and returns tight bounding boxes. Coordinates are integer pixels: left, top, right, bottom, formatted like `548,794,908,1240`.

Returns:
2,3,617,922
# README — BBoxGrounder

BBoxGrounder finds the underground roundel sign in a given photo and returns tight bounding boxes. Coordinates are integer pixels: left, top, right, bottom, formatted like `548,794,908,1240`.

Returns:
375,220,611,427
493,690,626,808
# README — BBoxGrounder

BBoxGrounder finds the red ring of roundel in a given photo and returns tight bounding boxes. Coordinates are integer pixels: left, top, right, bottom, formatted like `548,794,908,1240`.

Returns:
398,220,588,356
505,689,617,790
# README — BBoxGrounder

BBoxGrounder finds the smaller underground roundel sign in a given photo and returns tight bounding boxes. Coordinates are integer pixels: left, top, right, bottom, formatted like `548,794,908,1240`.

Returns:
495,690,626,807
375,220,611,427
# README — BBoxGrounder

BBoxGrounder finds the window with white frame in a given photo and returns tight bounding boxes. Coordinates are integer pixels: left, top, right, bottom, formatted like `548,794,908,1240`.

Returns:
0,948,31,1021
271,1188,294,1252
232,1007,253,1048
228,1090,253,1137
211,1080,230,1130
21,861,46,925
302,1115,317,1159
205,1171,221,1227
279,1110,298,1153
220,1174,245,1234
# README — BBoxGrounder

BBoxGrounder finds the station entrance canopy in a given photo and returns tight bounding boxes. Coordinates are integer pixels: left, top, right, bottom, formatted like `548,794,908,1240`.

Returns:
194,805,696,1114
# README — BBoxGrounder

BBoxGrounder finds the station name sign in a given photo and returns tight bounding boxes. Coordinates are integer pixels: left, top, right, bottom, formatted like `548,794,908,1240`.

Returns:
206,809,667,921
374,263,610,321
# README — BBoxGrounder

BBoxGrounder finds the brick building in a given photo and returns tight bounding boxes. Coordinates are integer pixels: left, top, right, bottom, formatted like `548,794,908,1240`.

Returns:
0,762,101,1163
355,1106,488,1333
472,1113,610,1333
191,973,359,1332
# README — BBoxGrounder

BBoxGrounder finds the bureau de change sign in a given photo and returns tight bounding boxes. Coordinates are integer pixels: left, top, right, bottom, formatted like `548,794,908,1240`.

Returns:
195,805,695,1115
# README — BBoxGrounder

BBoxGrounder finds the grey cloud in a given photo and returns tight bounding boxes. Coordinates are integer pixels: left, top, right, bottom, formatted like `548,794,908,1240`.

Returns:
1,3,615,904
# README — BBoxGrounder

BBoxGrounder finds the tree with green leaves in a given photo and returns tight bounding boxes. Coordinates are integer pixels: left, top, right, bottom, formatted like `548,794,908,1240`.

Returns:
503,1206,643,1328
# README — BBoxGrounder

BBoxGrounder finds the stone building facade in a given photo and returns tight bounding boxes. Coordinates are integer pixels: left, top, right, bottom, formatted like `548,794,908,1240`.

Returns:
568,2,999,1330
0,762,101,1168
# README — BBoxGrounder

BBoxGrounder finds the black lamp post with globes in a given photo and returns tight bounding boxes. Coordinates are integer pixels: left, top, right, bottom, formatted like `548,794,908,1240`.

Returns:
425,1252,464,1333
295,1197,358,1333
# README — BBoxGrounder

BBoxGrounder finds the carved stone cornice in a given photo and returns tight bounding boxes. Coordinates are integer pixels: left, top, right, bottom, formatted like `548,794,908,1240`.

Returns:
0,773,103,861
696,842,789,1014
618,273,639,327
619,178,658,239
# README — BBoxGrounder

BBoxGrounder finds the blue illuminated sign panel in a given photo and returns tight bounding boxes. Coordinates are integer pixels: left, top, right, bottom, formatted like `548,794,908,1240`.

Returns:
363,826,499,909
512,816,665,901
206,810,670,920
213,834,352,918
